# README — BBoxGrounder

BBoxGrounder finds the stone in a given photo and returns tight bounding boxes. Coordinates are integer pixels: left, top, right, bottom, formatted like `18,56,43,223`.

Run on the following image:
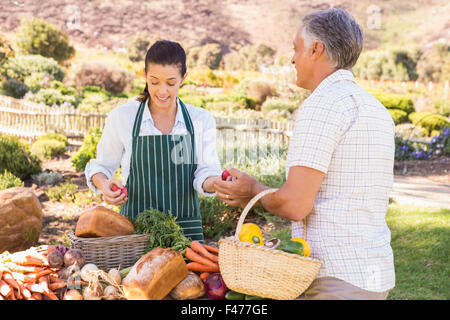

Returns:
0,187,43,253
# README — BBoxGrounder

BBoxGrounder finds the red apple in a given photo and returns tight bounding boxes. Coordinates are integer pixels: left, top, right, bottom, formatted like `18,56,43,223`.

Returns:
221,170,231,181
112,185,127,197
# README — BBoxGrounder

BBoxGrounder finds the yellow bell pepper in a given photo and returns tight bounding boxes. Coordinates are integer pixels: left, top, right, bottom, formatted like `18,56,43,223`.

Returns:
291,238,311,257
239,223,264,245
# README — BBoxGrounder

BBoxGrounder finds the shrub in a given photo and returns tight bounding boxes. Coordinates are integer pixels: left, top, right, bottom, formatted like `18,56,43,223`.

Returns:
127,35,151,62
0,134,41,180
388,109,409,125
72,127,103,172
197,43,223,70
15,18,75,63
0,170,24,190
408,112,450,136
223,44,276,71
28,88,79,107
45,179,78,202
261,98,299,113
2,78,29,98
0,33,14,66
1,54,65,97
236,78,275,105
370,90,415,114
416,43,450,82
74,61,134,94
30,138,66,161
31,170,63,185
354,48,419,81
433,99,450,116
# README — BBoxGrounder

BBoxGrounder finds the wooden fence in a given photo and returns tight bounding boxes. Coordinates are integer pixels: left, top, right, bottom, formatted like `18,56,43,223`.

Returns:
0,95,293,163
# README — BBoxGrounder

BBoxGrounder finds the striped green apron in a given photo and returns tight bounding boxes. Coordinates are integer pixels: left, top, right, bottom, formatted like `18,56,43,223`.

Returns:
120,99,204,242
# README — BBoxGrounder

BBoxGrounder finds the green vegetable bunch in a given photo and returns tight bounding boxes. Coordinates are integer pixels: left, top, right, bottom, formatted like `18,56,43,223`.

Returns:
133,209,192,255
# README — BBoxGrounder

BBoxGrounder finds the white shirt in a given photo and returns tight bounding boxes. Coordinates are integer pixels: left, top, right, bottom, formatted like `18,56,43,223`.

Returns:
85,98,222,196
287,70,396,292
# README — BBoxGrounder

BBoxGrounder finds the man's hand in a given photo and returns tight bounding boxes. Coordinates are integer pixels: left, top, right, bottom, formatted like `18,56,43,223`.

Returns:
214,167,259,208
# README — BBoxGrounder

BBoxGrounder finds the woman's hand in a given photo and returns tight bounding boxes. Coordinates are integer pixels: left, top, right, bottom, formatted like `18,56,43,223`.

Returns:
202,176,221,193
92,173,128,206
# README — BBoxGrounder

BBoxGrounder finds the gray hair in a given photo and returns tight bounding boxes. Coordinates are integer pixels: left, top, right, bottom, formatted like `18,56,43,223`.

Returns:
301,7,363,69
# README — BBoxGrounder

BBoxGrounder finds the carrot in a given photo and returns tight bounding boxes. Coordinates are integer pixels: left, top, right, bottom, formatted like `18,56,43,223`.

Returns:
38,275,51,294
203,244,219,255
190,241,219,263
10,253,48,267
0,279,12,297
49,282,67,291
25,283,44,294
199,272,211,281
185,248,218,268
26,269,54,280
5,262,45,273
3,272,20,291
186,262,220,273
43,290,59,300
21,287,32,300
31,292,42,300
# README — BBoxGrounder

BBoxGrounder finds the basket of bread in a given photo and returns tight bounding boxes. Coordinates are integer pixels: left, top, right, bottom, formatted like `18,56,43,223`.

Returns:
67,205,149,271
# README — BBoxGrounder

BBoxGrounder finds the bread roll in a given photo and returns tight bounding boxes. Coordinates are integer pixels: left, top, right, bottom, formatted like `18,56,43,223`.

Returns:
122,248,188,300
169,271,205,300
75,206,135,237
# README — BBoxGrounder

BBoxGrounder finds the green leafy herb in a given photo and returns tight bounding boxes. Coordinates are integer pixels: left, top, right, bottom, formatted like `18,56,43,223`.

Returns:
133,208,191,255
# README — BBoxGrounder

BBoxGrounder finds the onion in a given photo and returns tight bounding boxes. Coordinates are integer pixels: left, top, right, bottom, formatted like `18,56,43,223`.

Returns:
108,268,122,285
80,263,99,282
82,286,102,300
55,245,69,256
103,285,119,300
203,273,228,300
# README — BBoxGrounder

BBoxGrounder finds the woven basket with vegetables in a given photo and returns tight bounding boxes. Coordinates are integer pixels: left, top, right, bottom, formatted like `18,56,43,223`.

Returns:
218,188,322,300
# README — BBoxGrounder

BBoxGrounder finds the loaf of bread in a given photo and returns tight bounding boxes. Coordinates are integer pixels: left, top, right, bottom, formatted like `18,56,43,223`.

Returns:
122,248,189,300
169,271,205,300
75,206,135,237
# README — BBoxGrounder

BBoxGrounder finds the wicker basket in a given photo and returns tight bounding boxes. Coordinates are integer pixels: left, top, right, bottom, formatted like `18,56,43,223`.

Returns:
67,231,150,271
218,188,322,300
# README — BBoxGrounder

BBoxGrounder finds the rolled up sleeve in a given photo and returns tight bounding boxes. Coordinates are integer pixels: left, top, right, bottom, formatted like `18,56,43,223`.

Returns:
192,112,222,196
85,109,125,194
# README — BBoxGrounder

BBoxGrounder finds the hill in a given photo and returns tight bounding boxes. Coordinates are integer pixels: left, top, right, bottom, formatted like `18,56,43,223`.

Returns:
0,0,449,57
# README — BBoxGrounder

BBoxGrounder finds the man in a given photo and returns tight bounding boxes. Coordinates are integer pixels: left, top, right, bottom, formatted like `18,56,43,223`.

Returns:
214,7,395,300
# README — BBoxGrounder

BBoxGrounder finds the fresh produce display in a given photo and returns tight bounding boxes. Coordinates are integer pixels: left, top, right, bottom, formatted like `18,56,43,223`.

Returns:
0,244,127,300
133,208,191,254
238,223,264,245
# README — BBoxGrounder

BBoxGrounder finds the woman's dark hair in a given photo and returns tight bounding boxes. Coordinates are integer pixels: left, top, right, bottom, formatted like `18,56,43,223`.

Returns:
138,40,187,102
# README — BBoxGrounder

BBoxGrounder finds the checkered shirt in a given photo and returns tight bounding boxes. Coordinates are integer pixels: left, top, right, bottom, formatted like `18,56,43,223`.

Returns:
286,69,396,292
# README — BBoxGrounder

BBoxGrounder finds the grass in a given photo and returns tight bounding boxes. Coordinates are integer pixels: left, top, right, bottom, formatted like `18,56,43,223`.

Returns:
266,203,449,300
386,204,449,300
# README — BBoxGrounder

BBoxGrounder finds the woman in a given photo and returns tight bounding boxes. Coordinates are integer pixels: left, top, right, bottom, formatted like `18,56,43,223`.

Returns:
85,40,222,242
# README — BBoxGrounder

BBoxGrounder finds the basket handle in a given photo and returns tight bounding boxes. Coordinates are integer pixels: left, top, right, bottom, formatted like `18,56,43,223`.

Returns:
234,188,278,240
234,188,308,241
